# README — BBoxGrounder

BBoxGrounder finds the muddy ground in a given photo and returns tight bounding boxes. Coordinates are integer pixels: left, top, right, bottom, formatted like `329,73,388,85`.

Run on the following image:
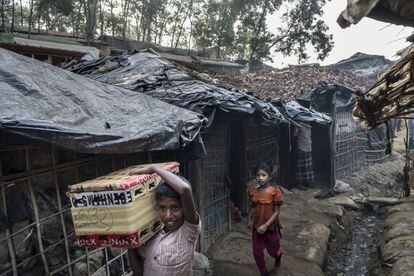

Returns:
324,209,385,276
207,188,341,276
207,146,407,276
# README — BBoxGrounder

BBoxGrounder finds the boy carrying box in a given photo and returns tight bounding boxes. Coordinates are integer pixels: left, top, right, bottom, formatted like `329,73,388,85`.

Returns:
127,164,201,276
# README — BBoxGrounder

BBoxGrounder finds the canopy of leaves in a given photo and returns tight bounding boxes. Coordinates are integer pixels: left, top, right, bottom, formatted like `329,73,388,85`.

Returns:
0,0,333,65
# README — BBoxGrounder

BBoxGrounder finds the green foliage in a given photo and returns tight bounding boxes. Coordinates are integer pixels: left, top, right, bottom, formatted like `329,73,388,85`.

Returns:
0,0,334,65
192,0,238,55
273,0,333,62
38,0,74,17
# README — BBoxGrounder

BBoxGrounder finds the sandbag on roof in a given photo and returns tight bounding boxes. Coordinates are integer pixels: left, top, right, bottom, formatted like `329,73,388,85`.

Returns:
0,48,207,154
70,51,287,126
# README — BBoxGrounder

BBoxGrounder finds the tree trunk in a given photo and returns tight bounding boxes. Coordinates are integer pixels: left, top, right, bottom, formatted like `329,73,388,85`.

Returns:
122,0,130,48
146,20,151,43
187,15,193,51
110,0,114,37
175,0,194,50
85,0,97,45
170,3,184,48
75,1,83,37
216,0,229,57
1,0,4,32
37,2,41,33
46,6,50,33
138,4,145,42
19,0,22,26
11,0,15,32
158,16,168,45
135,14,141,42
174,17,186,49
248,0,269,72
99,0,104,48
28,0,34,38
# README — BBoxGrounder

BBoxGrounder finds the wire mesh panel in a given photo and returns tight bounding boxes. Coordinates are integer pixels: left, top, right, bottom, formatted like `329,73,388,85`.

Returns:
334,109,391,178
0,144,148,276
201,114,230,250
334,109,368,178
245,120,279,181
365,125,390,163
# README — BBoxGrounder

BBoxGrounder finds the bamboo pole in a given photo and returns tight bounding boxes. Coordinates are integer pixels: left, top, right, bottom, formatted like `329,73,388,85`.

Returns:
51,150,73,276
0,158,18,276
26,146,50,275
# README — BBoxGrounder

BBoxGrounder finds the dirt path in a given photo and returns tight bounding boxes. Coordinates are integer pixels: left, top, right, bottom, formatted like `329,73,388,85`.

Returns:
208,188,342,276
207,152,408,276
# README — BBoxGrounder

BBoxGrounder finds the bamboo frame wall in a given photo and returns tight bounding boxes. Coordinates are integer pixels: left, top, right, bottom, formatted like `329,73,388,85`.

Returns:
0,142,149,276
245,121,279,181
200,113,231,251
334,108,389,178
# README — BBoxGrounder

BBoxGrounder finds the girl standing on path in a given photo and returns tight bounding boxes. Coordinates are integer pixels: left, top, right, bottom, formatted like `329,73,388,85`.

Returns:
248,162,283,276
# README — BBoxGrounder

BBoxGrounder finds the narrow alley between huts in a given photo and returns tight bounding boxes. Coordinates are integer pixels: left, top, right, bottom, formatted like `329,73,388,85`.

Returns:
1,1,414,276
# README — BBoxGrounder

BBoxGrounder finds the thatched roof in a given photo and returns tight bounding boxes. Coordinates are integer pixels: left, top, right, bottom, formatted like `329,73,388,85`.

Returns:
208,65,370,102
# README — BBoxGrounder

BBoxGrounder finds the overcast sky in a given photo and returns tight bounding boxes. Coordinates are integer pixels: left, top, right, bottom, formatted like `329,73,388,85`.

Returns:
267,1,414,68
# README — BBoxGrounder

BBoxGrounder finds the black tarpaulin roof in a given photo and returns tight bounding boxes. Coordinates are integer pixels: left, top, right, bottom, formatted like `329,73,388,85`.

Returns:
0,48,206,154
308,84,357,113
273,100,332,124
70,51,287,126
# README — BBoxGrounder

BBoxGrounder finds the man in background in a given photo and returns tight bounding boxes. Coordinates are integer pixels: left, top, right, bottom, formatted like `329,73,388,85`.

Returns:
293,123,314,189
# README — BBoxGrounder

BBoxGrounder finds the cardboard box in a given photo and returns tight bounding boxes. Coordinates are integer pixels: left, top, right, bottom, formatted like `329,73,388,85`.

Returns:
68,162,179,248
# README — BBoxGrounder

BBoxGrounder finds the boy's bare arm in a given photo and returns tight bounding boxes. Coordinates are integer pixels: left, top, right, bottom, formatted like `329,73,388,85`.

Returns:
130,165,198,224
152,165,198,224
127,249,143,276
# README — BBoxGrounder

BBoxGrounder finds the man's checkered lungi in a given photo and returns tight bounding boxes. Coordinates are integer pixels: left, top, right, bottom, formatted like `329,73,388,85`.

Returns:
296,150,314,186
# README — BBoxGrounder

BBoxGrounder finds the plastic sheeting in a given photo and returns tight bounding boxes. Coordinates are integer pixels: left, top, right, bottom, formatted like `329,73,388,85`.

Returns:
0,48,207,154
273,100,332,125
309,84,357,113
338,0,414,28
70,51,287,126
306,84,391,151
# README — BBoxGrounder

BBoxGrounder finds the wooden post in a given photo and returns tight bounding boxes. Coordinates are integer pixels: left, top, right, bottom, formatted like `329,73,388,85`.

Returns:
226,116,232,232
26,146,50,275
51,149,73,276
0,158,18,276
241,121,249,214
187,159,205,252
330,114,337,188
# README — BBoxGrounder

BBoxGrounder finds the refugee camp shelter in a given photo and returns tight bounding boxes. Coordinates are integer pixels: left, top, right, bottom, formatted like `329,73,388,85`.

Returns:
0,48,207,276
273,101,333,188
307,84,393,179
330,52,392,83
70,51,287,249
99,34,245,76
221,66,370,186
0,33,101,66
214,65,393,185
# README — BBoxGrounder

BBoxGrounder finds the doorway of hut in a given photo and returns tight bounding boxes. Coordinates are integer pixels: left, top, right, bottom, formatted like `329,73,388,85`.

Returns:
228,117,280,215
278,122,333,190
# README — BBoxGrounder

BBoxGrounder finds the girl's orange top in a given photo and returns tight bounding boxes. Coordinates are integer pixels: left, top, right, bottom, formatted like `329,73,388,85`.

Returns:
249,186,283,231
